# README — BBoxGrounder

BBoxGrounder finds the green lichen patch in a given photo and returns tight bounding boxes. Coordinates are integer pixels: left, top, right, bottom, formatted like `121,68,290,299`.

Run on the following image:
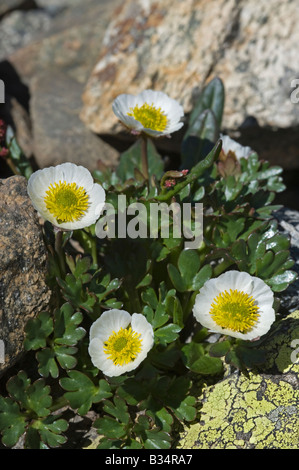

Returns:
178,311,299,449
179,371,298,449
257,310,299,375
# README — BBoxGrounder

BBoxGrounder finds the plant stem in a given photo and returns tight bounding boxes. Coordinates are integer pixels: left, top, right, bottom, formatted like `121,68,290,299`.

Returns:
156,139,222,202
54,228,66,278
140,135,149,180
1,155,19,175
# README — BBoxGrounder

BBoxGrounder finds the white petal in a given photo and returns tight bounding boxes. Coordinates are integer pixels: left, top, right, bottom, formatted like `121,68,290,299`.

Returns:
62,163,94,191
112,93,137,115
131,313,154,353
27,163,106,230
89,310,131,342
192,270,275,340
112,89,184,137
88,310,154,377
220,134,253,160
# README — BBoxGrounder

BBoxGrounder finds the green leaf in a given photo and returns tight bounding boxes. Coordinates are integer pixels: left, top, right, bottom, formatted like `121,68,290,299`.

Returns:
6,372,52,418
141,287,159,310
0,397,27,447
189,77,225,128
144,429,172,449
24,426,43,449
223,175,243,201
102,397,130,425
23,379,52,418
150,347,181,370
31,416,68,448
257,250,290,279
53,303,85,346
164,377,196,422
54,345,78,370
154,324,181,345
152,304,169,330
5,125,33,179
181,342,204,368
94,416,127,439
189,355,223,375
177,249,201,285
136,273,152,288
70,255,91,279
209,340,231,357
181,110,219,168
225,349,243,369
157,407,174,432
256,251,275,277
118,379,148,406
165,294,184,328
182,343,223,375
173,395,197,422
192,264,213,291
142,305,155,325
167,264,186,292
60,371,112,415
267,270,298,292
96,437,124,449
24,311,53,351
57,274,97,313
36,349,59,378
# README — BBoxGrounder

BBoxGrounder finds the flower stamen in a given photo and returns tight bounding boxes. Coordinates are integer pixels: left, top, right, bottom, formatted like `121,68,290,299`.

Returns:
44,180,89,224
104,327,143,366
209,289,260,333
127,102,168,131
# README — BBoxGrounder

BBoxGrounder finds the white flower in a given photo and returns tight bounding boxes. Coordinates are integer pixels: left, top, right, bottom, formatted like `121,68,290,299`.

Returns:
193,270,275,340
220,134,253,160
88,309,154,377
27,162,105,231
112,89,184,138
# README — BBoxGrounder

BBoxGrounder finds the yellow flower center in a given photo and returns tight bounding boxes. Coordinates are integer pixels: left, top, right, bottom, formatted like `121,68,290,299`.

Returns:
209,289,259,333
44,180,89,224
104,327,142,366
127,102,168,131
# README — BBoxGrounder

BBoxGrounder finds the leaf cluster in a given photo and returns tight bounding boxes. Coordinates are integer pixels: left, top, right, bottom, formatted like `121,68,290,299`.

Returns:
0,78,297,449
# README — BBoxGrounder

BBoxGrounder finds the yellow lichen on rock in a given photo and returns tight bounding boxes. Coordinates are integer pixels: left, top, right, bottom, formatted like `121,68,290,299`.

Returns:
178,311,299,449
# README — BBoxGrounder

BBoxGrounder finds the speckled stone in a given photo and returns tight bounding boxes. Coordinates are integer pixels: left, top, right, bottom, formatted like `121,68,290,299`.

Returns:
178,310,299,449
0,176,51,376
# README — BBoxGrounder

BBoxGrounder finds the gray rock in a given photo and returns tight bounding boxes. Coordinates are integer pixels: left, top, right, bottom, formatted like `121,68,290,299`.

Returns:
80,0,299,170
30,70,119,171
0,0,35,19
0,10,53,61
2,0,122,171
0,175,51,376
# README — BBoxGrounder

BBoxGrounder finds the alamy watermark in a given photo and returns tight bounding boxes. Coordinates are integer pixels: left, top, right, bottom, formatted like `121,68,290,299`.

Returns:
95,196,203,249
0,340,4,364
290,78,299,103
290,339,299,364
0,79,4,103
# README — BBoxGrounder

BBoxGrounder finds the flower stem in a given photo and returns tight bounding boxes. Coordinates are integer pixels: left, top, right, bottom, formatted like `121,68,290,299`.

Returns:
140,135,149,180
54,228,66,278
1,154,19,175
